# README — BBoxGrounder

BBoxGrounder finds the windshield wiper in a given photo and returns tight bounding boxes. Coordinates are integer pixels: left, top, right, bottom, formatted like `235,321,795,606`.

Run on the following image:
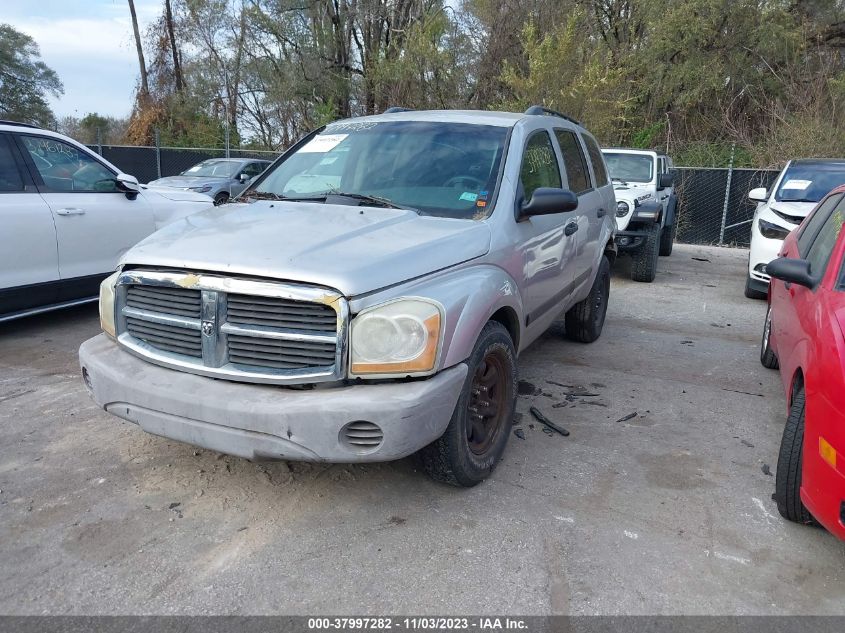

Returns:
305,191,420,213
779,198,817,203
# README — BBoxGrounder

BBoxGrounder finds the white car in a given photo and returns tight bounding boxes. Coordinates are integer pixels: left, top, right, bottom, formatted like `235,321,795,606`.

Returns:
0,120,214,322
746,159,845,299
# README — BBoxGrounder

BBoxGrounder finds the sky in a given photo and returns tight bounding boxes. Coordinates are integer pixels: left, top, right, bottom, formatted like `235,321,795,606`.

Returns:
4,0,162,119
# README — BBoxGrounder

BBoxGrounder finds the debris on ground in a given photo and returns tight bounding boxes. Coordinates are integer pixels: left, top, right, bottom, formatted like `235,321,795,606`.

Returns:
518,380,539,395
681,340,694,345
616,412,638,423
514,428,525,440
530,406,570,437
761,463,773,476
692,257,711,262
741,439,754,448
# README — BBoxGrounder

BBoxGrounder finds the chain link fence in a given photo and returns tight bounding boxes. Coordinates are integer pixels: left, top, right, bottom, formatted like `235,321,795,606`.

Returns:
673,167,780,247
89,142,779,248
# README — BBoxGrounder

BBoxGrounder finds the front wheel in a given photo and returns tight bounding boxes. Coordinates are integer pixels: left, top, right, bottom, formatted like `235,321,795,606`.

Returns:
775,389,814,525
213,192,229,206
630,224,660,282
659,222,676,256
420,321,517,487
565,255,610,343
760,305,779,369
744,275,767,300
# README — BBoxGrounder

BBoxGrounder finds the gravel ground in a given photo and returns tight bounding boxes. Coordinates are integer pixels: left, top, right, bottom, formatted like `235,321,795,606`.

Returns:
1,243,844,615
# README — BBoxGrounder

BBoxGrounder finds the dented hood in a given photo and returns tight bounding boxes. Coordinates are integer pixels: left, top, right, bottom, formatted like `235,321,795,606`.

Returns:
121,200,491,297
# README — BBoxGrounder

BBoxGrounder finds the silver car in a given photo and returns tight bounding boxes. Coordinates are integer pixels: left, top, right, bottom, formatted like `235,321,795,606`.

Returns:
148,157,271,205
80,107,616,486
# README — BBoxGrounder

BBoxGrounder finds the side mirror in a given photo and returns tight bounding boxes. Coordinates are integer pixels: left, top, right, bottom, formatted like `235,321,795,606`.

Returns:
766,257,814,288
519,187,578,219
239,173,251,183
749,187,768,203
115,173,140,199
657,173,673,190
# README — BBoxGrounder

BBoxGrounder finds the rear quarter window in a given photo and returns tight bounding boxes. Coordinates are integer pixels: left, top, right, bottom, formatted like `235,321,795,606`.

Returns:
581,134,609,187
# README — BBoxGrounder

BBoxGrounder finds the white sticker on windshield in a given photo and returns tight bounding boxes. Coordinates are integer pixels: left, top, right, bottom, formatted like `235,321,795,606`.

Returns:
782,179,812,190
300,134,348,153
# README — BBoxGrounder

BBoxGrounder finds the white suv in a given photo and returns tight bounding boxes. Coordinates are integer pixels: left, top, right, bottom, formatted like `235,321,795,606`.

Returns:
0,120,214,322
746,158,845,299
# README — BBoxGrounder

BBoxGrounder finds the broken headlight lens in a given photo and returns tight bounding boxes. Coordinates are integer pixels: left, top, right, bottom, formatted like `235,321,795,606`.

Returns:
350,299,442,377
99,271,120,338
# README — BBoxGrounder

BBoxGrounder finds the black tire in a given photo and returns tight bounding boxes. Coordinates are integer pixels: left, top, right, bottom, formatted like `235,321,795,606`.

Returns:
630,224,660,282
760,305,779,369
213,192,229,206
744,276,767,300
420,321,517,487
565,256,610,343
659,222,676,257
775,388,814,525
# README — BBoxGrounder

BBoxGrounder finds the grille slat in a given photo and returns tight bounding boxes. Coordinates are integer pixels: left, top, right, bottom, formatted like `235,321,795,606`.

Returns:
341,421,384,449
120,280,340,379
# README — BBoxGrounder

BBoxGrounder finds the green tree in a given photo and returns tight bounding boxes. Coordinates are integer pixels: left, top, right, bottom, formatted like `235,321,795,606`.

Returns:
0,23,63,127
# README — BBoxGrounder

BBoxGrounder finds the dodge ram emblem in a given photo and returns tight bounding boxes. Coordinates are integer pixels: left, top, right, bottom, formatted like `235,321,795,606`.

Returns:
201,320,214,336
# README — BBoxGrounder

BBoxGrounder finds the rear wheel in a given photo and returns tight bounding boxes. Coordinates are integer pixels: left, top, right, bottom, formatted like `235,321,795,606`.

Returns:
565,256,610,343
775,388,814,525
760,305,779,369
630,224,660,282
420,321,516,487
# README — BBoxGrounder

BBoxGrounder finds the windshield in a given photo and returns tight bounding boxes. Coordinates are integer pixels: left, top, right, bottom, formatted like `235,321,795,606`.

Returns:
182,160,239,178
602,152,654,183
775,164,845,202
253,121,509,218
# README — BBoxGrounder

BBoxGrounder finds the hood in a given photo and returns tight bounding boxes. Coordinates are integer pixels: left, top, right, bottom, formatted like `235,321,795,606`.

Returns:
613,183,654,203
148,176,227,189
122,201,492,297
142,185,214,203
768,200,818,223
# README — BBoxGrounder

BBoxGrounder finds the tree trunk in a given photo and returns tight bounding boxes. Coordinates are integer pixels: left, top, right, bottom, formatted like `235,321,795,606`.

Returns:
128,0,149,98
164,0,185,92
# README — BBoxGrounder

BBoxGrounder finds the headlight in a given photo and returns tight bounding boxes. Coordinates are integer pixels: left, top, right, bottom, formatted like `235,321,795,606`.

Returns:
616,201,630,217
190,185,213,193
99,271,120,337
759,219,790,240
350,299,442,377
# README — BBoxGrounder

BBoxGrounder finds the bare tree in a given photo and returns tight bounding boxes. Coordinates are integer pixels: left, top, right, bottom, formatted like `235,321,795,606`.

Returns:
164,0,185,92
128,0,149,98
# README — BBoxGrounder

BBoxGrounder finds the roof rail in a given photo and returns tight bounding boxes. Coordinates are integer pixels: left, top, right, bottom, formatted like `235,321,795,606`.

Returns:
523,106,581,127
383,107,414,114
0,119,40,129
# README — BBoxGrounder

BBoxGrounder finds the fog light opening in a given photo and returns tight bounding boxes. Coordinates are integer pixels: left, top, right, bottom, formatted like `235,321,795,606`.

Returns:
82,367,93,392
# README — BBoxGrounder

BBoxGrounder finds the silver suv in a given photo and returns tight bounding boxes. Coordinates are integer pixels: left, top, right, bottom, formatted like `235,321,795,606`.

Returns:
79,107,616,486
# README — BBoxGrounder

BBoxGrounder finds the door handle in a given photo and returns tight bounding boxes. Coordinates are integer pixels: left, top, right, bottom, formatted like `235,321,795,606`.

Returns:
564,221,579,236
596,208,606,218
55,208,85,216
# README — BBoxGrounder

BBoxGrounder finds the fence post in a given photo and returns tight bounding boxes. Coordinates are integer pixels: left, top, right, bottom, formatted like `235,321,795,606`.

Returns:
154,128,162,180
224,121,230,158
96,127,102,156
718,143,736,246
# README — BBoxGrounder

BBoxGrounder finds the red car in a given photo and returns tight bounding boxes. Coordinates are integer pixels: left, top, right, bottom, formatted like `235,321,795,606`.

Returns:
761,183,845,540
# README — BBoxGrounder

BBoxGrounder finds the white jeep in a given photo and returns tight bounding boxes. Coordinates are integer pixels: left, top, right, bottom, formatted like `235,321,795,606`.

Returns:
602,149,677,282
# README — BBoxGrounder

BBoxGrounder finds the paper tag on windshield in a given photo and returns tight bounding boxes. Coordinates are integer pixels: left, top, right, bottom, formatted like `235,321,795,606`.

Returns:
300,134,348,153
782,179,812,190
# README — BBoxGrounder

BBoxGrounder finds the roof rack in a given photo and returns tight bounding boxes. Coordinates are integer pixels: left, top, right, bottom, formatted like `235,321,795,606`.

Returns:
0,119,39,129
523,106,581,127
383,107,413,114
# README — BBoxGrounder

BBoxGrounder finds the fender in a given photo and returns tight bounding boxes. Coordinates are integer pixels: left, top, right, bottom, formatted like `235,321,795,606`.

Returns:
631,200,662,224
348,264,524,369
664,194,678,228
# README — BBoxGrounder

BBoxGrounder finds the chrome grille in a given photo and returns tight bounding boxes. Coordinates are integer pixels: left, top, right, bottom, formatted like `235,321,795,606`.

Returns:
227,295,336,332
126,286,201,318
115,270,347,385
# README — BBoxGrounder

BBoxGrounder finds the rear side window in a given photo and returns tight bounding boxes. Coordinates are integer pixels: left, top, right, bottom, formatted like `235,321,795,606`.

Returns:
797,193,843,257
554,129,591,194
0,135,24,192
520,131,561,202
804,197,845,280
581,134,609,187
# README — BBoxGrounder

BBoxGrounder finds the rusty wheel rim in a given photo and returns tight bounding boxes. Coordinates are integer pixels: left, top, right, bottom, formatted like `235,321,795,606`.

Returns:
466,350,508,455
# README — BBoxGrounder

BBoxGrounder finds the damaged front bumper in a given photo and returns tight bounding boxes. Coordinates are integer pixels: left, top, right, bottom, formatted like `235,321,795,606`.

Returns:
79,334,467,463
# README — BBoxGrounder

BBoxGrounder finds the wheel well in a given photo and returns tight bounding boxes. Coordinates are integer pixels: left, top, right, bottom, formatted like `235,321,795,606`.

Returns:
604,239,617,265
489,306,520,351
789,369,805,406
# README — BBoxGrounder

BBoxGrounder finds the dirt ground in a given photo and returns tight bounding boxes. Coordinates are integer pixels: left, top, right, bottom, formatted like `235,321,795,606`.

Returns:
1,243,843,615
